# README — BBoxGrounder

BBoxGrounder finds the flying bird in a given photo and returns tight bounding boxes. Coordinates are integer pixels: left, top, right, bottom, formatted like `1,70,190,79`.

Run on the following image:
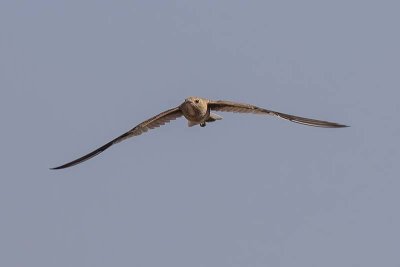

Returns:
51,96,348,169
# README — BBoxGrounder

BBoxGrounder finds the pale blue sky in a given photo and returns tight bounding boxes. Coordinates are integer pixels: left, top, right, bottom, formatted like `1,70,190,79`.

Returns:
1,1,399,266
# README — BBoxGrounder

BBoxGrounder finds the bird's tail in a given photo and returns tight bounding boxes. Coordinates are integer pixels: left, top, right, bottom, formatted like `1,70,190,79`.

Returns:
207,113,223,122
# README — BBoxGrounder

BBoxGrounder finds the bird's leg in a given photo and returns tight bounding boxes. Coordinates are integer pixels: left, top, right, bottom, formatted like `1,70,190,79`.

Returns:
200,122,206,127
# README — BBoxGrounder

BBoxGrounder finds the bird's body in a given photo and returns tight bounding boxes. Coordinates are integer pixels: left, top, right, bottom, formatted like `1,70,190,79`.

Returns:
180,97,222,127
51,96,348,169
180,97,210,124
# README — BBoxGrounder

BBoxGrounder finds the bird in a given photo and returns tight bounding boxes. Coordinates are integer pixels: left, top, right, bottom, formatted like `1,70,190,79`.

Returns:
51,96,348,169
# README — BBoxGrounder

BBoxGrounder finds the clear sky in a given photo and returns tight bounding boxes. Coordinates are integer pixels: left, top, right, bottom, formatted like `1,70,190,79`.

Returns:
1,1,399,266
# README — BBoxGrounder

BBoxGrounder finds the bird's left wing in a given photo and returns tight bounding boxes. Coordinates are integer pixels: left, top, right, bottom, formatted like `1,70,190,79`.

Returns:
51,107,183,170
208,100,348,128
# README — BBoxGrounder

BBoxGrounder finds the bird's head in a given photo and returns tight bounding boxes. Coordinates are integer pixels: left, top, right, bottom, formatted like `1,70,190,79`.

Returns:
181,96,208,116
184,96,207,107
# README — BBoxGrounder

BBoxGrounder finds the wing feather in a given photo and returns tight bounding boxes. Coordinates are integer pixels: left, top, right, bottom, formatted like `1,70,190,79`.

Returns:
208,100,348,128
51,107,182,169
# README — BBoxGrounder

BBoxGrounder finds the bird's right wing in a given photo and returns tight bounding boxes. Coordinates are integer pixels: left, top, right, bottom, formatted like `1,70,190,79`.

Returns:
51,107,183,170
208,100,348,128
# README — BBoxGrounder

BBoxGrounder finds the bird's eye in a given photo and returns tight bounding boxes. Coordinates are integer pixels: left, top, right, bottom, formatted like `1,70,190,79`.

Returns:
195,99,200,103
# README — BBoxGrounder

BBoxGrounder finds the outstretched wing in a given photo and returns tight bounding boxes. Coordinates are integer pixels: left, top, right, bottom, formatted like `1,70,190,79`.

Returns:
51,107,183,170
208,100,348,128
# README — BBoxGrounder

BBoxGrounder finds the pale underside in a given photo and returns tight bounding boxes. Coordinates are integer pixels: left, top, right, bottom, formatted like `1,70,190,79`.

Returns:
51,97,347,169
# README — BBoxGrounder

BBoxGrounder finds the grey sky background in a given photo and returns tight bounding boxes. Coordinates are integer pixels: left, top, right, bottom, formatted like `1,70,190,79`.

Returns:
1,1,399,266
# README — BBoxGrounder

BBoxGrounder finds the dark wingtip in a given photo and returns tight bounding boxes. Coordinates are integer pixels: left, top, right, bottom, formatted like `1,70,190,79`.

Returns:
49,166,63,170
325,124,349,128
335,123,350,128
49,140,115,170
49,164,74,170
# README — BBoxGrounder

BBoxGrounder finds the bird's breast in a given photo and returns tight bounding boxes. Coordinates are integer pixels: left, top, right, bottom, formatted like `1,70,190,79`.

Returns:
180,102,208,122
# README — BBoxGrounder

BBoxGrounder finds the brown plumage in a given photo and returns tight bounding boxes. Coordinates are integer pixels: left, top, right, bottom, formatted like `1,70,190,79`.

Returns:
51,96,348,169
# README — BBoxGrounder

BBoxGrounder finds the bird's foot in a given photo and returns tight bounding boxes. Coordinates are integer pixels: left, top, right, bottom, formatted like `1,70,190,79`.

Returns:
200,122,206,127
